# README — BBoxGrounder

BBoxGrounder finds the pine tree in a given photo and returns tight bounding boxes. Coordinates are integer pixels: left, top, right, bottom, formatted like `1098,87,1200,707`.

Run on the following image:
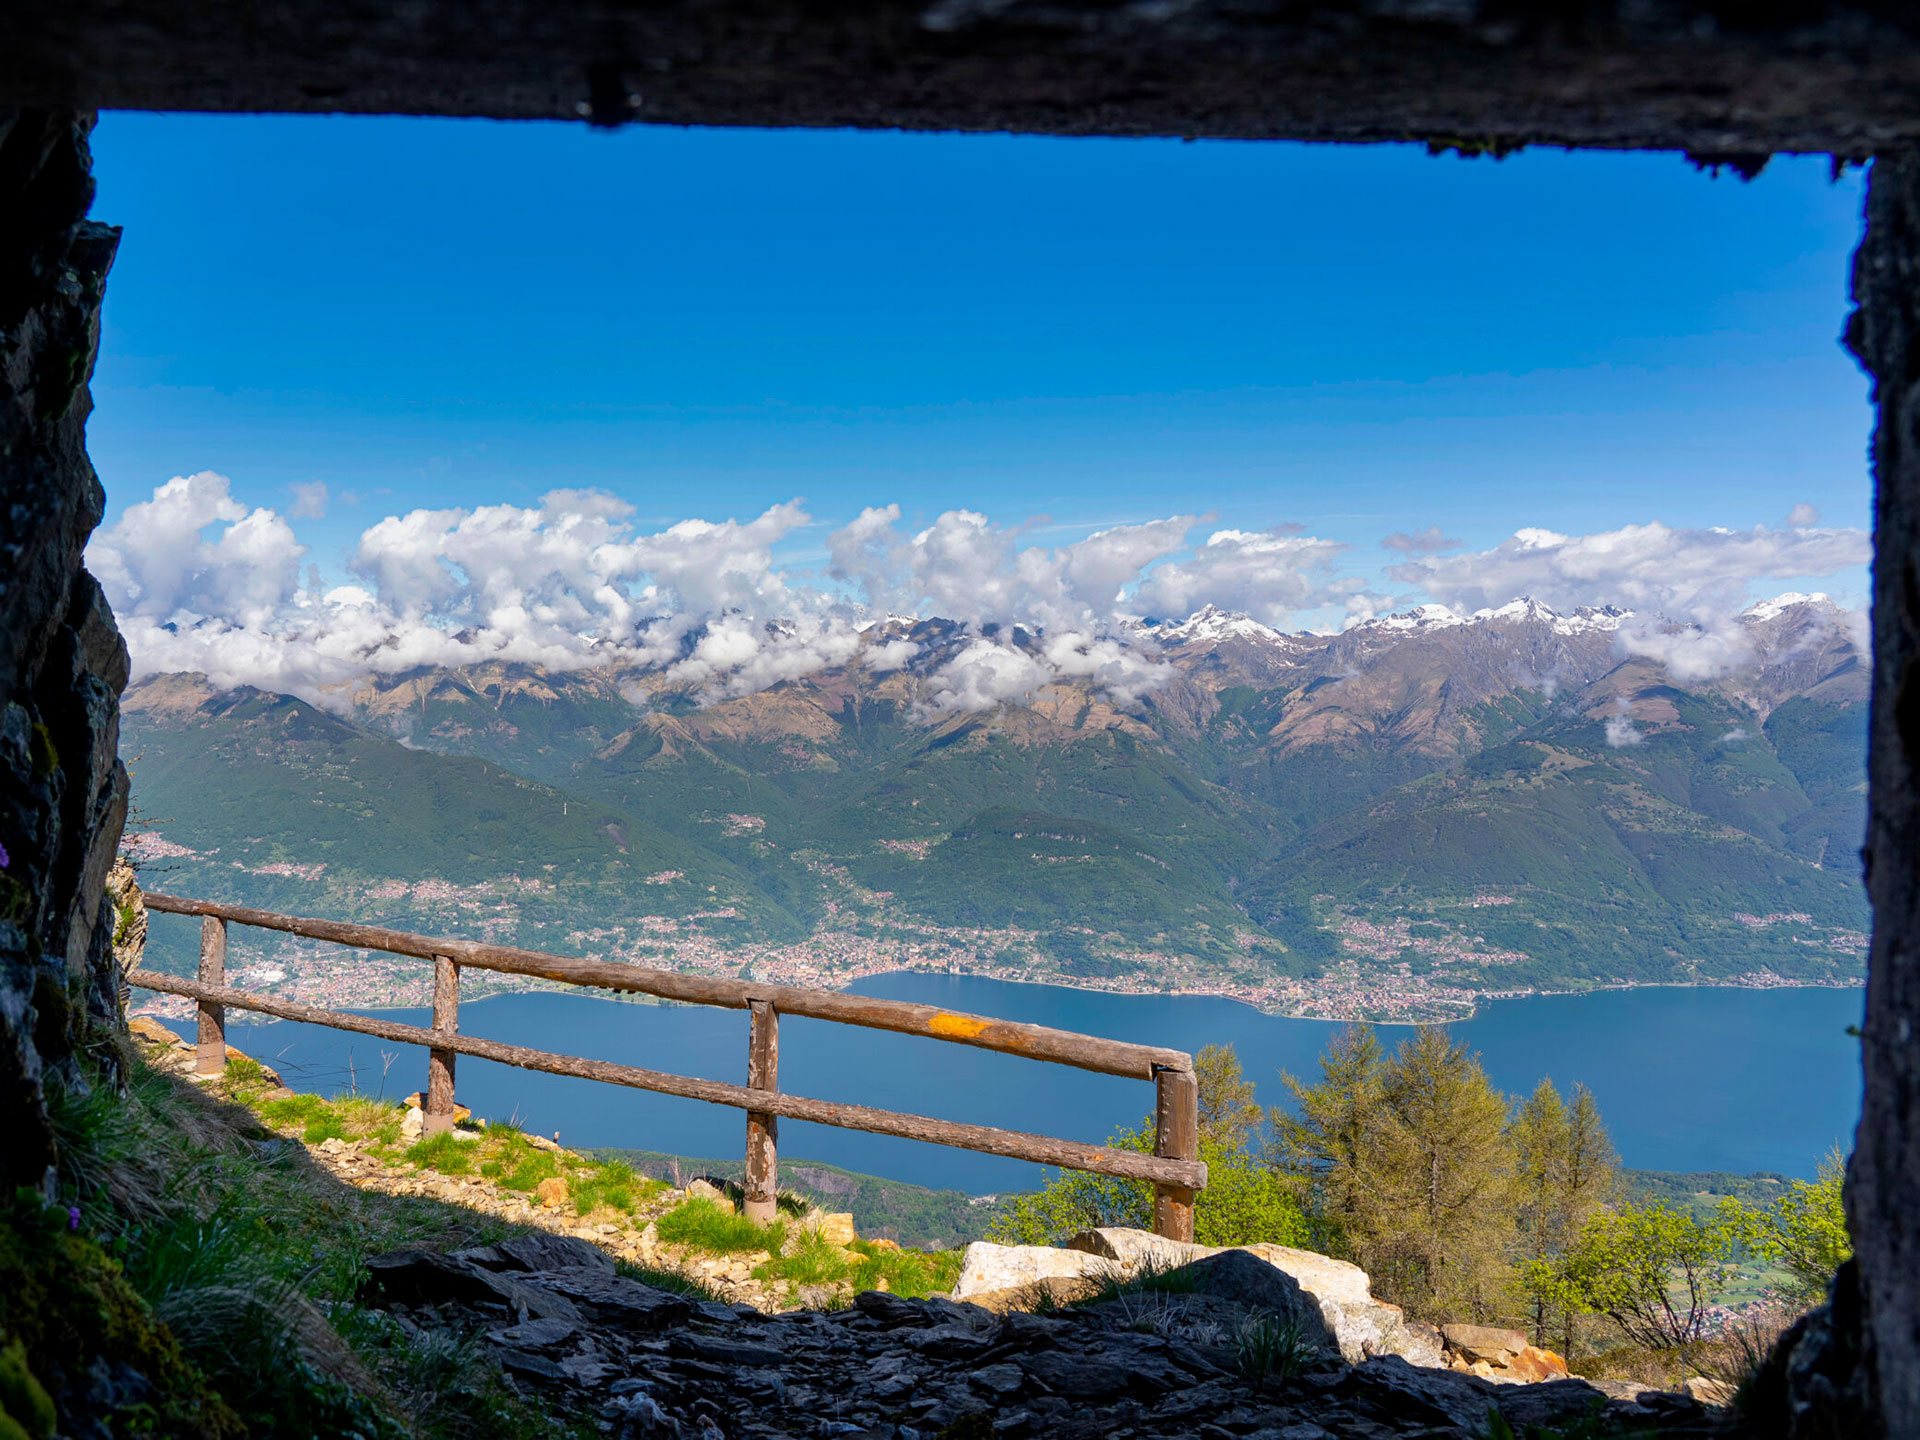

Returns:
1195,1042,1261,1154
1270,1024,1384,1256
1511,1079,1616,1351
1366,1028,1517,1319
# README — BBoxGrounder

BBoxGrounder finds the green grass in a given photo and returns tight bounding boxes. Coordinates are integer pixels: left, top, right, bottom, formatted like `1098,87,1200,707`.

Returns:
751,1230,962,1299
483,1140,561,1192
256,1091,351,1145
655,1197,784,1256
754,1228,850,1287
567,1160,661,1216
404,1132,476,1175
593,1147,1006,1249
39,1054,604,1440
847,1241,962,1297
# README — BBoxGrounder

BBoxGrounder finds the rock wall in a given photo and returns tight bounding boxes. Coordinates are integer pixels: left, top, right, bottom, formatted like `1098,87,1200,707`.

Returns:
1845,149,1920,1440
6,1,1920,154
0,108,128,1193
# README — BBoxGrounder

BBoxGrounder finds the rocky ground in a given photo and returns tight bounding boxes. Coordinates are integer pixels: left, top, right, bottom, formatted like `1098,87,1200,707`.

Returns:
360,1234,1731,1439
131,1021,1738,1438
130,1018,940,1312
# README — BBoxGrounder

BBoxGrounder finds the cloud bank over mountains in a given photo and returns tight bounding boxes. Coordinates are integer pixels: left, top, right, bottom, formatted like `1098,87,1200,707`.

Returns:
88,472,1871,712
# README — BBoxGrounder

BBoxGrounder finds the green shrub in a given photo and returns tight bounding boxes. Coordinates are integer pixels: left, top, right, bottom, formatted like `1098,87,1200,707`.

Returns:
1524,1201,1736,1350
0,1339,55,1439
1718,1146,1851,1308
990,1045,1313,1251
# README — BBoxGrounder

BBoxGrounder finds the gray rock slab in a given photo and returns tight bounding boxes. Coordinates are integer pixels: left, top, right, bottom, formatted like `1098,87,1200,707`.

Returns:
485,1315,580,1349
519,1265,693,1330
1018,1350,1134,1399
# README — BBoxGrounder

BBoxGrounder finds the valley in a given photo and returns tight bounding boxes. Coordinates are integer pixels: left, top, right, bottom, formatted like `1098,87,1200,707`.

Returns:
123,595,1869,1023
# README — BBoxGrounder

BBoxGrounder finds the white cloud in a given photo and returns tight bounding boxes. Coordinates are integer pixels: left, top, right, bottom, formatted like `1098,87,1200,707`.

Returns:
1604,701,1645,748
289,481,330,520
1615,621,1758,683
1604,714,1644,747
1131,527,1350,626
93,474,1871,715
920,639,1053,715
827,507,1197,631
1391,518,1869,678
1380,525,1462,555
1390,519,1868,618
88,471,305,632
1787,503,1821,529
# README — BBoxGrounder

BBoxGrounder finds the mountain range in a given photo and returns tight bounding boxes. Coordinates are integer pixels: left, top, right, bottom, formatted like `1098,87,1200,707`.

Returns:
121,594,1869,1017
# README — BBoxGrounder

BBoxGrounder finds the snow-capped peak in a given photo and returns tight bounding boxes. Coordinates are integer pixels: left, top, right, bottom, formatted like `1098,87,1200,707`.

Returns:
1474,596,1558,624
1153,605,1289,645
1360,603,1465,632
1743,592,1831,622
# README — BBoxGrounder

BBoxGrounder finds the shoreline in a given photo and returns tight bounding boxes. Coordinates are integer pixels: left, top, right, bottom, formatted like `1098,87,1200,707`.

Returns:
132,965,1867,1031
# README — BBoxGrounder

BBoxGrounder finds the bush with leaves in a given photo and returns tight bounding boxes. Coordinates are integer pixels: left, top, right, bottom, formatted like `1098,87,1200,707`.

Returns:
990,1045,1313,1249
1717,1145,1850,1309
1523,1201,1735,1350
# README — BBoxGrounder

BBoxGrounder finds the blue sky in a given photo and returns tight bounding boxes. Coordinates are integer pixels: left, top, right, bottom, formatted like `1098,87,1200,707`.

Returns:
91,116,1871,556
81,114,1879,697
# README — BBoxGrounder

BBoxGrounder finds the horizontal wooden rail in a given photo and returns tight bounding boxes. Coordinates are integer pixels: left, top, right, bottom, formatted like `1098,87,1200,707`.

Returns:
128,969,1207,1191
141,892,1191,1080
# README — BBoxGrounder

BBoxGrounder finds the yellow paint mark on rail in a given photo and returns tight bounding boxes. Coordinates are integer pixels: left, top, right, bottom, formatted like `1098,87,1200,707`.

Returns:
927,1013,992,1040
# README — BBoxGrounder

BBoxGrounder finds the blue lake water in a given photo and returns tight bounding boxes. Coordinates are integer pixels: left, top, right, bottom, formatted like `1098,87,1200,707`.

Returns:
214,975,1864,1194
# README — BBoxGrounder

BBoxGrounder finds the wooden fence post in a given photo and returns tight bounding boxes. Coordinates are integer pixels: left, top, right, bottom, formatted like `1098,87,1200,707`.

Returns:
743,999,779,1224
1152,1065,1198,1241
425,954,460,1135
194,916,227,1077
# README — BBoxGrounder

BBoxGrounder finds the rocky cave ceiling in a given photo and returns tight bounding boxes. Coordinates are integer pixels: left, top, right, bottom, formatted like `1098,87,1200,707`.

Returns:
5,1,1920,159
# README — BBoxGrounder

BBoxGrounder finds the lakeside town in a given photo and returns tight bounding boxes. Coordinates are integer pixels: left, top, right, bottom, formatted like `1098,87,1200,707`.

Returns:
127,833,1869,1030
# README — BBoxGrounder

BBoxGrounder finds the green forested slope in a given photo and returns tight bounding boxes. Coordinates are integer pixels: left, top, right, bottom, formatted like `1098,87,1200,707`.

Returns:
122,602,1871,996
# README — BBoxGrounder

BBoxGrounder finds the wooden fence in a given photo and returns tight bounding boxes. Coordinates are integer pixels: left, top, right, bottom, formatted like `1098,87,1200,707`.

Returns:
129,893,1207,1239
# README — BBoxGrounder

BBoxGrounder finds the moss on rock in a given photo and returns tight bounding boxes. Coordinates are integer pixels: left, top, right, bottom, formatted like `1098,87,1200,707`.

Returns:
0,1195,242,1440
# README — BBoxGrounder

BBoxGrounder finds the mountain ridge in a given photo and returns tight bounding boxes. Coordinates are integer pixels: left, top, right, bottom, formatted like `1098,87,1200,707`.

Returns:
122,594,1869,1020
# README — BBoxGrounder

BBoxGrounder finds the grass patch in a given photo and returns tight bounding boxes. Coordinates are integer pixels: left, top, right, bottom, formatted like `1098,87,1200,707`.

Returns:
756,1229,853,1288
848,1241,962,1298
752,1233,962,1299
1234,1312,1321,1390
568,1160,661,1216
482,1139,561,1193
404,1132,476,1176
257,1091,345,1146
655,1197,783,1256
41,1054,601,1439
222,1053,270,1087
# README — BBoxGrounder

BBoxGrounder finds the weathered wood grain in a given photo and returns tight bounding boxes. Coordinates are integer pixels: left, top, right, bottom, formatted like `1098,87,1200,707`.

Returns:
194,916,226,1077
743,998,778,1224
425,954,459,1136
1152,1066,1199,1243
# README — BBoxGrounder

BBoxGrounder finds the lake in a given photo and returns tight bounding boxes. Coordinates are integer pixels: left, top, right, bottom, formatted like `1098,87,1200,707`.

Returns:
216,976,1864,1194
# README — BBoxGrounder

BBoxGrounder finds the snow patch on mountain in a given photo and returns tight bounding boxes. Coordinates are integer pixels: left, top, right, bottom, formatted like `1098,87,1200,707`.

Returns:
1146,604,1294,646
1743,591,1833,622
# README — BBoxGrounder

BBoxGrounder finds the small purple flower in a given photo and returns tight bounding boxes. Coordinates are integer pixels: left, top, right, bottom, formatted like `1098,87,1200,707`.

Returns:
0,840,10,868
67,1205,80,1232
